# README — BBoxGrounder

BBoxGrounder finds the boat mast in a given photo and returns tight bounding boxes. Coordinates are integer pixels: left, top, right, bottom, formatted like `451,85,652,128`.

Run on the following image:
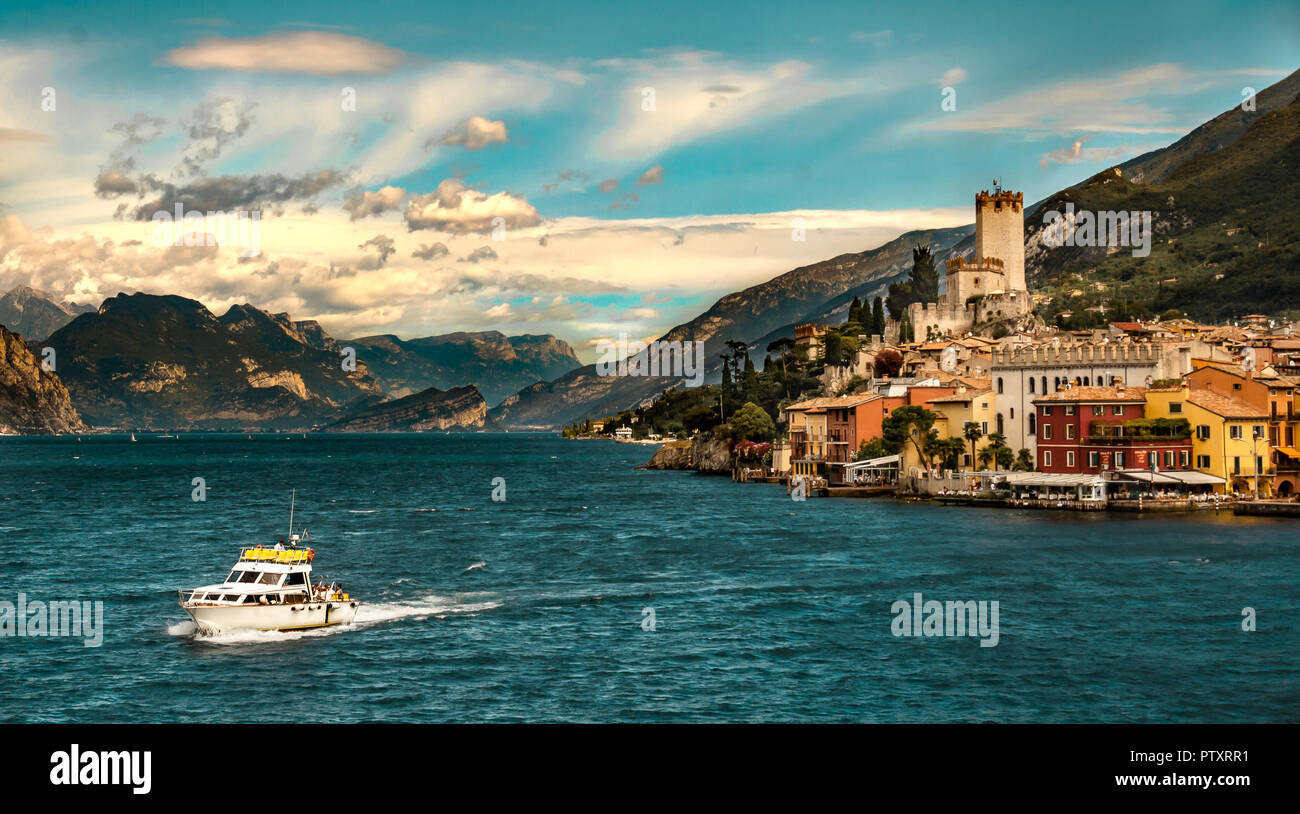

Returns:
289,489,295,538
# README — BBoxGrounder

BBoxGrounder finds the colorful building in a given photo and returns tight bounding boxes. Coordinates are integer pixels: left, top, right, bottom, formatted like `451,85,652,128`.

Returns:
1186,361,1300,495
1032,386,1196,474
1144,383,1271,495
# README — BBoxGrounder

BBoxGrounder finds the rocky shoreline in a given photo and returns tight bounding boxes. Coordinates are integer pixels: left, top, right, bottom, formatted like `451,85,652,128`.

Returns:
641,437,734,475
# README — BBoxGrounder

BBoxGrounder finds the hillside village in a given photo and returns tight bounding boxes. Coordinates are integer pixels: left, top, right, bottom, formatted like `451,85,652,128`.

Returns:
590,187,1300,508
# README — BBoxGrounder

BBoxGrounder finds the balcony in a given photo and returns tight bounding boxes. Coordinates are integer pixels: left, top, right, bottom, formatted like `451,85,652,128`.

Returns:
1089,418,1192,443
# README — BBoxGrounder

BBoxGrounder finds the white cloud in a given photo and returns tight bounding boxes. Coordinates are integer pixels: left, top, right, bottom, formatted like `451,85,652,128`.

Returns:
594,52,890,160
163,31,406,75
405,178,541,234
937,67,967,87
913,63,1222,136
434,115,509,150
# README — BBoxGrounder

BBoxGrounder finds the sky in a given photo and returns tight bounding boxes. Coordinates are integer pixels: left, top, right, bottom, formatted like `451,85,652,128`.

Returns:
0,0,1296,361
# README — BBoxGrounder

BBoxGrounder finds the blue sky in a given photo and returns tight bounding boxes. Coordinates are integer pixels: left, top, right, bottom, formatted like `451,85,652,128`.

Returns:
0,0,1297,356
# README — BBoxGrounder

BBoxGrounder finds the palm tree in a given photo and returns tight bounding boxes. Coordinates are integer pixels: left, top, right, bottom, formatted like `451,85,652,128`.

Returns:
962,421,983,470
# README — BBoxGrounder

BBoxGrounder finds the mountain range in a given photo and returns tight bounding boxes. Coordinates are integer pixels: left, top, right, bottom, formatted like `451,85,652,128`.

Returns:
0,286,95,341
2,68,1297,433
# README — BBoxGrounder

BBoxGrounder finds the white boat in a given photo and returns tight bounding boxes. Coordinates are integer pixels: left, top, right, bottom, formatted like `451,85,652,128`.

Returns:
178,493,360,634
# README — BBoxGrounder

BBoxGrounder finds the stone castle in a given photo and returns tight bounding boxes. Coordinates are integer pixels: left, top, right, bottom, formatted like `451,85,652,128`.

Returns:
888,187,1034,341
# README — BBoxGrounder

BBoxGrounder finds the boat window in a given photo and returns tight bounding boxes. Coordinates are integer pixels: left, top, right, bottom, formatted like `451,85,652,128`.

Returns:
226,572,240,583
258,572,282,585
240,571,261,583
284,572,307,586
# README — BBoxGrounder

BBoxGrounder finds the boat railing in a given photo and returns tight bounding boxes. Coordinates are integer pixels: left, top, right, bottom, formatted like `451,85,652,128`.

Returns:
239,547,314,564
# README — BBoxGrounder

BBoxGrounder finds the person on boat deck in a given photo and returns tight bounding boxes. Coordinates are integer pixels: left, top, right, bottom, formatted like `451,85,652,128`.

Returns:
274,540,285,551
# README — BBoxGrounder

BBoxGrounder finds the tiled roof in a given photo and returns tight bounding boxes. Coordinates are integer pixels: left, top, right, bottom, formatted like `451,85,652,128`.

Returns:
1033,386,1148,403
1186,390,1267,419
785,395,880,411
928,388,993,403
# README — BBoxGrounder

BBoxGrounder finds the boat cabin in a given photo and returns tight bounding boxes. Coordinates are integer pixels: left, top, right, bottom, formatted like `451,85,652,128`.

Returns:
182,547,316,607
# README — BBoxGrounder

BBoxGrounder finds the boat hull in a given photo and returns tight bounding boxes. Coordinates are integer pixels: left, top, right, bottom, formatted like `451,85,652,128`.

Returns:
183,600,361,634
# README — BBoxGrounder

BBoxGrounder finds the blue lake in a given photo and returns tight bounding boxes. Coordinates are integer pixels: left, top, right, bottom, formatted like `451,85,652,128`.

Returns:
1,434,1295,722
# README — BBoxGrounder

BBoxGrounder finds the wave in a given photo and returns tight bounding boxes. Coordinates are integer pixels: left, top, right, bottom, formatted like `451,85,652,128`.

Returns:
348,509,377,514
464,561,487,572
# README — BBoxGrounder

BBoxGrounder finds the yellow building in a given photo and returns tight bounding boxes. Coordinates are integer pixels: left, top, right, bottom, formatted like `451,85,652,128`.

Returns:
927,387,995,469
785,401,829,478
1145,384,1271,495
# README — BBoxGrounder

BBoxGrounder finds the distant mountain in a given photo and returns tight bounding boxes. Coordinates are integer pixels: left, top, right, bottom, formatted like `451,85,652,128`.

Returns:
0,286,96,341
323,385,490,432
1118,69,1300,184
42,293,383,430
0,325,86,434
348,331,580,406
488,226,972,429
1025,70,1300,323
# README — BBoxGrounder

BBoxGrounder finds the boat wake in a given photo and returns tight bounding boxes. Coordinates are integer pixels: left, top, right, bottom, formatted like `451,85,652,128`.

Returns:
166,593,500,645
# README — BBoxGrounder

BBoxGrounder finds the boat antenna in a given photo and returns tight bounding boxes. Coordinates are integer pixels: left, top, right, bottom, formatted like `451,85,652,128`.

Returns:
289,489,296,539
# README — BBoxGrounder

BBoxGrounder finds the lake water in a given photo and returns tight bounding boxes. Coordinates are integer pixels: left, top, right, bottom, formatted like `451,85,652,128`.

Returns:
1,434,1295,722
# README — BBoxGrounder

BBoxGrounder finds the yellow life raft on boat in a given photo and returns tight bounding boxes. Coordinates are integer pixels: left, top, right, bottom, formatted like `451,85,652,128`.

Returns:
241,547,315,564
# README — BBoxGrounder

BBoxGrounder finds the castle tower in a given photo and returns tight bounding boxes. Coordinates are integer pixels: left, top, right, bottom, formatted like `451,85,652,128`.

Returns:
974,188,1024,291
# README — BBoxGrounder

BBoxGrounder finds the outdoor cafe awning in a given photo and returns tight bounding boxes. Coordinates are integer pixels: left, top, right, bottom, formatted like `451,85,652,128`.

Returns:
843,454,901,471
1003,472,1104,488
1107,469,1225,485
1275,446,1300,460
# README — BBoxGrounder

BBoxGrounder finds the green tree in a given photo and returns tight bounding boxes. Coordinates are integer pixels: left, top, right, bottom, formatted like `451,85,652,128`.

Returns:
1013,448,1034,471
854,437,892,461
683,404,718,434
882,405,940,474
731,401,776,442
962,421,984,470
871,296,886,337
911,244,939,303
823,331,844,366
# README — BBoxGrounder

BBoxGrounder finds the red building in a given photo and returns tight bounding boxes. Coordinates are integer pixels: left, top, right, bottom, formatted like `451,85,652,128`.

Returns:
1033,386,1192,474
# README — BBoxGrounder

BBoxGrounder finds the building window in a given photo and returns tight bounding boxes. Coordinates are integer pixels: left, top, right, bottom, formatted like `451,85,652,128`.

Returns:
1169,403,1182,413
1028,414,1036,434
996,414,1004,434
1042,424,1052,439
1044,450,1052,467
981,421,988,434
1042,405,1054,416
1165,450,1175,467
1088,451,1100,467
1197,425,1211,440
997,377,1004,394
1112,405,1124,415
1010,408,1015,419
1066,424,1075,439
1067,451,1075,467
1065,405,1075,415
1233,457,1241,474
1115,452,1126,468
1029,378,1035,394
1083,377,1090,386
1093,405,1104,416
1041,376,1048,394
1197,454,1210,469
1230,425,1243,440
1181,451,1190,467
